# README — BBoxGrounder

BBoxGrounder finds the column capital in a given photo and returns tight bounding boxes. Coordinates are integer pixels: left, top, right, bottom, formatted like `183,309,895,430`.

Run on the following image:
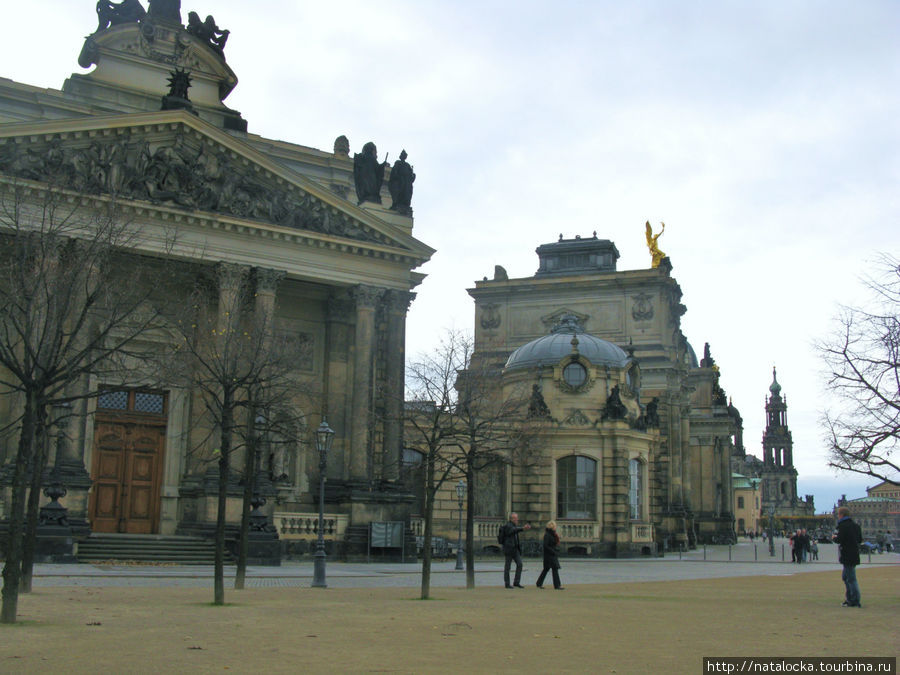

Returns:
351,284,384,309
255,267,286,294
384,289,416,314
216,261,250,290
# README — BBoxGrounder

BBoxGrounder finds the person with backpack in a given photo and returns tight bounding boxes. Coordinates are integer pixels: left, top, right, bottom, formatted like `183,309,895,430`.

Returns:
498,512,531,588
834,506,863,608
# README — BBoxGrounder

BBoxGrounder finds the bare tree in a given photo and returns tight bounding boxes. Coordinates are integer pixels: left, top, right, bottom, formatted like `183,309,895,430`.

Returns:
0,182,169,624
819,254,899,485
232,386,312,590
452,341,537,589
164,265,310,605
404,332,464,600
405,330,539,594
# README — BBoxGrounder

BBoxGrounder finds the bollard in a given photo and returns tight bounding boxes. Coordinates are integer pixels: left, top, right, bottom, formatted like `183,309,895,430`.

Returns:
679,547,682,560
782,544,785,561
728,544,732,561
703,544,707,560
754,544,758,561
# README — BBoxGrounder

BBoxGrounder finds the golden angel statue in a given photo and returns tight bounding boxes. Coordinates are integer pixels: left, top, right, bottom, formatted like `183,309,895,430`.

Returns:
645,221,666,268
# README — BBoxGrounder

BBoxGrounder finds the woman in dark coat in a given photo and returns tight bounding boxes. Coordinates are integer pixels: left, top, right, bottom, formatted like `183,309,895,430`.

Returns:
535,520,564,590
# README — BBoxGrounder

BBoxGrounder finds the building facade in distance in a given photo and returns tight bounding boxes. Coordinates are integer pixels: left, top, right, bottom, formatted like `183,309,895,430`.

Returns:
450,234,740,555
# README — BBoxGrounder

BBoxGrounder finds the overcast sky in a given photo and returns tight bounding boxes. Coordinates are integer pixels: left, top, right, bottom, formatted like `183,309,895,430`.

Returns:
4,1,898,511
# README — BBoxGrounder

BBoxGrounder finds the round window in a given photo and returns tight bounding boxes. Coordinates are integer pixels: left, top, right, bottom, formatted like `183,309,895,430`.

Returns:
563,362,587,388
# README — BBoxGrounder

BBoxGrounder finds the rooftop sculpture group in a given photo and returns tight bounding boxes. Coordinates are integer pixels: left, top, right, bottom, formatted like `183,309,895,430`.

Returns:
92,1,229,57
353,143,416,214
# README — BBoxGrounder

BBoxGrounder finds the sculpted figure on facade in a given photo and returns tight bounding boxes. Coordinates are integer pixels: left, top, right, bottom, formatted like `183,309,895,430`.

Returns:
186,12,230,54
603,384,628,421
353,142,387,205
333,135,350,157
165,68,192,100
147,0,181,23
95,0,146,33
527,383,551,419
646,397,660,428
0,136,382,243
387,150,415,215
645,220,667,268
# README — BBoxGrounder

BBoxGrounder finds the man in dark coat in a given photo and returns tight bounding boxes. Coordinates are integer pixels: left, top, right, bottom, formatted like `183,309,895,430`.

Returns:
834,506,863,607
499,512,530,588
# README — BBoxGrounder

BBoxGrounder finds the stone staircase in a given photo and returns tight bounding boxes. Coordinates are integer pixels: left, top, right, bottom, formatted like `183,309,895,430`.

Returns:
76,534,231,565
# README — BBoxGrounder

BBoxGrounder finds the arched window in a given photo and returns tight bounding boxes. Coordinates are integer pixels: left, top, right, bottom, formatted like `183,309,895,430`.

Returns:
557,456,596,519
628,458,643,520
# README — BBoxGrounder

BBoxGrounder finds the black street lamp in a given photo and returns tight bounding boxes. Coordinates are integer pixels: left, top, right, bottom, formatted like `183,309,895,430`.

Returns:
455,479,466,571
312,419,334,588
768,506,776,557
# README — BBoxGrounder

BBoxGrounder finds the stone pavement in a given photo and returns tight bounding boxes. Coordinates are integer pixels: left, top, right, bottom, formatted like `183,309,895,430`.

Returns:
29,538,899,589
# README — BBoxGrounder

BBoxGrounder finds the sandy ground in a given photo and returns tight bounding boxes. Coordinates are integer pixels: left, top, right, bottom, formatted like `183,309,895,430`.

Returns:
1,567,897,674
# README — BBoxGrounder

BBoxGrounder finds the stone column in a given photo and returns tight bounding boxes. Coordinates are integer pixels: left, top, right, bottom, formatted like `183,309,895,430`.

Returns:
254,268,285,338
381,290,415,482
254,267,284,484
349,285,383,482
216,262,250,331
213,262,250,476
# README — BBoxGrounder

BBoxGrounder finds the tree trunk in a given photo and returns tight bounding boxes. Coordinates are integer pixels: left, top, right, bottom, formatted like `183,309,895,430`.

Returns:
234,416,257,590
214,391,234,606
465,461,475,589
1,391,38,624
21,404,50,593
419,452,436,600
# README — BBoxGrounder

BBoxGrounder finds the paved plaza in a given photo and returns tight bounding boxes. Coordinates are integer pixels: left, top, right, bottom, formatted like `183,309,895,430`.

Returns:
5,547,897,675
29,538,899,589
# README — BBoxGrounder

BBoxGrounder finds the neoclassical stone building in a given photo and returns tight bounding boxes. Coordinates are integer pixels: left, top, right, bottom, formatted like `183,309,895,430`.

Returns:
0,3,432,558
419,235,738,555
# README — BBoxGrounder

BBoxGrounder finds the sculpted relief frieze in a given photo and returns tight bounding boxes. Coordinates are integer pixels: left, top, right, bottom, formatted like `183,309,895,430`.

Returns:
0,134,382,245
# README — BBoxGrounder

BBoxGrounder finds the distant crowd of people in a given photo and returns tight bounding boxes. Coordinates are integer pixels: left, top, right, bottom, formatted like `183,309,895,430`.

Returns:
788,529,818,562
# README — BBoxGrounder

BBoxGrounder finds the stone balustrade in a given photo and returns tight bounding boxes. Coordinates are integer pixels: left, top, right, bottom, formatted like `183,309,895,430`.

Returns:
410,517,504,541
558,521,600,540
273,511,348,540
631,522,653,542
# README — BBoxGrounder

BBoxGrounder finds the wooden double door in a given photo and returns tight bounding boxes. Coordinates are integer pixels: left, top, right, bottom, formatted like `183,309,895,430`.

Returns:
90,418,166,534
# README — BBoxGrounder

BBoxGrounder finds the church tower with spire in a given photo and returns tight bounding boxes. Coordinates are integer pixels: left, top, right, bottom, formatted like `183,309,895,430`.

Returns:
759,368,814,516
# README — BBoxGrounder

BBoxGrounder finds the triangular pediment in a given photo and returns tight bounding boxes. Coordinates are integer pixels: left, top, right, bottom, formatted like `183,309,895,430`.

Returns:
0,110,434,265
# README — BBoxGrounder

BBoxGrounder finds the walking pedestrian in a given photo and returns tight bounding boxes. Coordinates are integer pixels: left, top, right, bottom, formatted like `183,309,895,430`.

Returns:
535,520,564,590
499,512,531,589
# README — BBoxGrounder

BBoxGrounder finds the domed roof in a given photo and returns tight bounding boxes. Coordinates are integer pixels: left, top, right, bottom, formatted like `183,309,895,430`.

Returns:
505,314,630,371
769,366,782,396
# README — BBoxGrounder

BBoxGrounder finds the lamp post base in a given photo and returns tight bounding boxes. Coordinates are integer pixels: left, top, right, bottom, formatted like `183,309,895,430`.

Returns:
312,548,327,588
